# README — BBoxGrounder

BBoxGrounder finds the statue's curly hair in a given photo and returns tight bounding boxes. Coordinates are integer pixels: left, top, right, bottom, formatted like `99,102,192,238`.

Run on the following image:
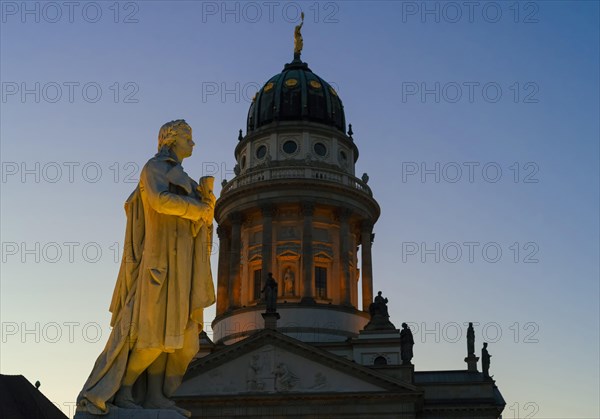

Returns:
157,119,190,151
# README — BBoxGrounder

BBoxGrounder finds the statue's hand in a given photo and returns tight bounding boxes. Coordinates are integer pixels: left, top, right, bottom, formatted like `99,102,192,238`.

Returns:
183,199,214,224
202,191,217,208
197,176,216,208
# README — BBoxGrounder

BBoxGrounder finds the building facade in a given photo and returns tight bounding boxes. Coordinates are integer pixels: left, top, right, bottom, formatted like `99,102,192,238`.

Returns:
175,44,505,419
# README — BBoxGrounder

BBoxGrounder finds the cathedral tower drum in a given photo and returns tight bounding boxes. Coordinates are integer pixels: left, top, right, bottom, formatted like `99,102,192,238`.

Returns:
212,49,380,345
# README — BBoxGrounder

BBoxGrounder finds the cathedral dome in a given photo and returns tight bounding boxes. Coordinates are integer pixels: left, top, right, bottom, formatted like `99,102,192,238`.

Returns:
246,57,346,134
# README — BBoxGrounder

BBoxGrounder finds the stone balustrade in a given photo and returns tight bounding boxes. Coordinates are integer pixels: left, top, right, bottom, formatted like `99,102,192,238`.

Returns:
221,166,372,196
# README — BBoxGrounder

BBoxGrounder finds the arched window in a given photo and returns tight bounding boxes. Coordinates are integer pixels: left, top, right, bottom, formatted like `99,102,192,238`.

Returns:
374,356,387,365
315,266,327,298
253,269,262,301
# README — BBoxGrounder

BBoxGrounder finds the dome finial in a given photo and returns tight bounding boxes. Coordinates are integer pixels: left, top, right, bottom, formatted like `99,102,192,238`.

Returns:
293,12,305,61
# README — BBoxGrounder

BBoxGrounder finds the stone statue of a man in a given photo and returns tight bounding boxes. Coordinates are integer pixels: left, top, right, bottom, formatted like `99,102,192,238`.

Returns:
262,273,278,313
293,12,305,56
482,342,492,379
76,120,216,417
283,267,295,296
371,291,389,318
467,322,475,357
400,322,414,364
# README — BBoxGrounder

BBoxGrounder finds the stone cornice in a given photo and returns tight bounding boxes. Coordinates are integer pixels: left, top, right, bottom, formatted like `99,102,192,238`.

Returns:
175,391,423,404
215,179,380,224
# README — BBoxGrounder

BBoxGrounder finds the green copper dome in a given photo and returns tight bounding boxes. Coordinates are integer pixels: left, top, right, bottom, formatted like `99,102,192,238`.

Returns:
247,58,346,134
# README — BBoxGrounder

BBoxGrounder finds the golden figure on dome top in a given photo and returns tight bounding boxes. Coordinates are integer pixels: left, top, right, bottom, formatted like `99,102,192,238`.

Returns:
294,12,305,56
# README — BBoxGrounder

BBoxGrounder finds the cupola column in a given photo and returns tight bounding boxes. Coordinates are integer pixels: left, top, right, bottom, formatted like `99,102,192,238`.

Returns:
261,204,275,294
339,208,353,306
301,201,315,303
216,225,230,315
228,212,242,309
360,220,374,312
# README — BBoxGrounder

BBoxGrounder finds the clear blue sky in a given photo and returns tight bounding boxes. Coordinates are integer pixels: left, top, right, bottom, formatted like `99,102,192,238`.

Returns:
1,1,598,417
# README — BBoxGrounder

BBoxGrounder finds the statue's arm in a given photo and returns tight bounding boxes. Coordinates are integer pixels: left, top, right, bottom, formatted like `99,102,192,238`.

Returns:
142,160,211,222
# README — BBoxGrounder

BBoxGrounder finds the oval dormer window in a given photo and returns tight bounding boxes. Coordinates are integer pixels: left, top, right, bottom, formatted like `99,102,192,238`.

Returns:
314,142,327,157
256,145,267,159
283,140,298,154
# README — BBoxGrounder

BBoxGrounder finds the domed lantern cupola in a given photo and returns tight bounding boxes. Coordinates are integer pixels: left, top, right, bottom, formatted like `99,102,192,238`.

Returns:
213,18,380,345
246,54,346,135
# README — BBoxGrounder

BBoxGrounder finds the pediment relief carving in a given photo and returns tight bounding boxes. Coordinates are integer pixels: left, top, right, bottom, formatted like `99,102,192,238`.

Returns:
177,338,415,397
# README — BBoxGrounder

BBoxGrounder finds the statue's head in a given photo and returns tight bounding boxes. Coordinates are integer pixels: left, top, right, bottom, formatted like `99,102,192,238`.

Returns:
483,342,488,348
402,322,408,329
158,119,194,160
377,291,382,296
469,322,473,327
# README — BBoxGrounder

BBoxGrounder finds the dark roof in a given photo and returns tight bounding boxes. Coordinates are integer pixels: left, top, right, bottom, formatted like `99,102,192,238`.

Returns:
414,370,487,384
0,375,68,419
247,56,346,134
493,385,506,406
415,371,506,410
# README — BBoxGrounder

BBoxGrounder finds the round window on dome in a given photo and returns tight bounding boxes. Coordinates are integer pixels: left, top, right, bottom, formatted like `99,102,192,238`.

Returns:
285,79,298,88
256,145,267,159
283,140,298,154
314,142,327,157
309,80,322,89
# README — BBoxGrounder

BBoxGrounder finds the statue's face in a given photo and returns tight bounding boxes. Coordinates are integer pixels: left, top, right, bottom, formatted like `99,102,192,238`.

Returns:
171,125,195,160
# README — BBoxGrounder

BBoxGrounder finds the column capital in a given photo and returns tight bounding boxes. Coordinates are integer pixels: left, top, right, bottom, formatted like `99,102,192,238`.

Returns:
216,225,230,240
301,201,315,216
229,211,243,224
336,207,352,222
261,203,275,217
360,219,374,232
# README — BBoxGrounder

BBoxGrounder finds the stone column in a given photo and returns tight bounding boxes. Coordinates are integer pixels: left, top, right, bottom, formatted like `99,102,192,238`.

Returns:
216,225,230,315
261,204,274,297
228,212,242,309
465,355,480,372
361,220,374,312
301,201,315,303
339,208,352,306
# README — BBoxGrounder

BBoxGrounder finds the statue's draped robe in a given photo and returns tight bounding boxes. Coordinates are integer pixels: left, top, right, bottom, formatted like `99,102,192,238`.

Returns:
77,153,215,413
